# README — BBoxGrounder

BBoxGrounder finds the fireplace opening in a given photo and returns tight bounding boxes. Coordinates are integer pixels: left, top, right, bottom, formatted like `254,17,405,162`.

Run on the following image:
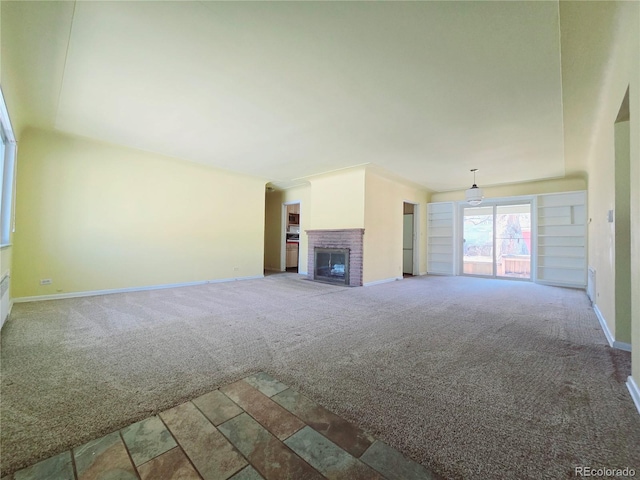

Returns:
314,248,350,285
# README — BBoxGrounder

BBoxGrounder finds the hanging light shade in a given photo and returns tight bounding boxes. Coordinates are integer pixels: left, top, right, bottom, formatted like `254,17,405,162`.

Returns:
465,169,484,206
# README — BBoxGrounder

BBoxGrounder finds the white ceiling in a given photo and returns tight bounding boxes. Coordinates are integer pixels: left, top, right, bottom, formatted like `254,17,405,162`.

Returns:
2,1,567,192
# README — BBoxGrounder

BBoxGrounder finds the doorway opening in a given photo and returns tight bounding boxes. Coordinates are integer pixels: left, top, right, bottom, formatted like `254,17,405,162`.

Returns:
462,203,531,279
284,202,300,273
403,202,419,276
614,86,631,345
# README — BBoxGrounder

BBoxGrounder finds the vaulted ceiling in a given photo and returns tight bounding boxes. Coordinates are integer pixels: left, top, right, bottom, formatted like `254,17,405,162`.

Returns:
0,1,616,191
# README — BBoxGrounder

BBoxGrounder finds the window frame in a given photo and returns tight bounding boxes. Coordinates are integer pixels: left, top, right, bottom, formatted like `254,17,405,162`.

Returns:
0,86,17,247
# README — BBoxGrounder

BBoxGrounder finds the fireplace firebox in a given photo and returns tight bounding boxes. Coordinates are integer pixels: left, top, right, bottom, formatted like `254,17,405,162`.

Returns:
314,248,349,285
306,229,364,286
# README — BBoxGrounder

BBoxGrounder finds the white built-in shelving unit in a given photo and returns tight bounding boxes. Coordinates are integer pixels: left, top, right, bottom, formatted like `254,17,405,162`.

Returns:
426,191,587,287
427,202,455,275
536,191,587,287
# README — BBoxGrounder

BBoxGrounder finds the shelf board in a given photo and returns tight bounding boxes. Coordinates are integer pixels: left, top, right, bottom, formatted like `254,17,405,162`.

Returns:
537,234,585,238
538,223,585,227
538,265,584,270
538,204,582,209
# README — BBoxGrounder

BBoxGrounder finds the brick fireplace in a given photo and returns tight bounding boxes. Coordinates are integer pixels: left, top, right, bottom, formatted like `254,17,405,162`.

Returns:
306,229,364,286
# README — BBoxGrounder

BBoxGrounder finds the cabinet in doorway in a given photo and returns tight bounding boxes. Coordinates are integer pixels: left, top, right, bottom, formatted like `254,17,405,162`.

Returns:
286,243,299,268
288,213,300,225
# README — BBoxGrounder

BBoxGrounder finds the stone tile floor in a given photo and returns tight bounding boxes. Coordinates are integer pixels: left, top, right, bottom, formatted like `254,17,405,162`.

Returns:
5,372,439,480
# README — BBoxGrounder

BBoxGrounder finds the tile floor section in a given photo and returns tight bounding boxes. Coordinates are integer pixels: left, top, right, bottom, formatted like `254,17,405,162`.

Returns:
5,372,438,480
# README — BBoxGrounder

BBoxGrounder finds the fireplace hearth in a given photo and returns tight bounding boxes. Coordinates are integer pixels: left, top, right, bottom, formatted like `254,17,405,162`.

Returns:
306,229,364,286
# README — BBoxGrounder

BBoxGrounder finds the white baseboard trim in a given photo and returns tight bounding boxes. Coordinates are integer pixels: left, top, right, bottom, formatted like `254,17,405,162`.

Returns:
627,376,640,415
613,341,632,352
12,275,265,303
298,271,308,276
363,276,402,287
593,304,632,351
594,304,615,347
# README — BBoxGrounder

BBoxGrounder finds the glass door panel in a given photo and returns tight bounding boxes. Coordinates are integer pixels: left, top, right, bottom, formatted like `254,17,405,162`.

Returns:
463,206,494,276
496,204,531,279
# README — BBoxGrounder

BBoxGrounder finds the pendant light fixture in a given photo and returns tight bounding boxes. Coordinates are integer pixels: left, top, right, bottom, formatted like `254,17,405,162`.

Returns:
465,168,484,206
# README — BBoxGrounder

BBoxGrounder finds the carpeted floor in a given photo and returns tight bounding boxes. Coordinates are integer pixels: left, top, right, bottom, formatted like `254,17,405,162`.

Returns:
1,274,638,479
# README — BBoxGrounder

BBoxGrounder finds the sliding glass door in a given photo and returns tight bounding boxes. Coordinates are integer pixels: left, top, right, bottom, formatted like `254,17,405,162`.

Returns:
463,206,494,276
462,203,531,280
495,204,531,279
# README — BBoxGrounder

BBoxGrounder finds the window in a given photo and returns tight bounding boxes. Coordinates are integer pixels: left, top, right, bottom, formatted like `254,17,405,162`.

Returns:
0,86,17,246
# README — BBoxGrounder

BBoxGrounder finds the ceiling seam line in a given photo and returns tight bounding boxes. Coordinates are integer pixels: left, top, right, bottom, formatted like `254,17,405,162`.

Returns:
53,0,77,129
556,0,567,179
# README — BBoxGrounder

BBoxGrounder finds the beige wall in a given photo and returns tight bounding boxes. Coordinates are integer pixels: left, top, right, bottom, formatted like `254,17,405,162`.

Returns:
308,167,366,230
13,128,267,298
615,120,631,344
264,189,284,271
559,2,639,383
363,169,429,285
430,176,586,203
632,42,640,391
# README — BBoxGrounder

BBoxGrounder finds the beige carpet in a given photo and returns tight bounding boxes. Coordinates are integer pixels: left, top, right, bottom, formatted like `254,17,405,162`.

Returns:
1,274,638,479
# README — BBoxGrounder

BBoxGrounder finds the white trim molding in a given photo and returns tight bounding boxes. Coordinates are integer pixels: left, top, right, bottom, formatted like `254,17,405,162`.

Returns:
627,376,640,415
364,276,402,287
613,340,632,352
593,304,632,351
536,280,587,289
594,304,615,347
13,275,265,303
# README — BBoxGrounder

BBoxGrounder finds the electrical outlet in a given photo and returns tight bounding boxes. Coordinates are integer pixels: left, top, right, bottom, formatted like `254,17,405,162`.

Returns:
40,279,52,285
